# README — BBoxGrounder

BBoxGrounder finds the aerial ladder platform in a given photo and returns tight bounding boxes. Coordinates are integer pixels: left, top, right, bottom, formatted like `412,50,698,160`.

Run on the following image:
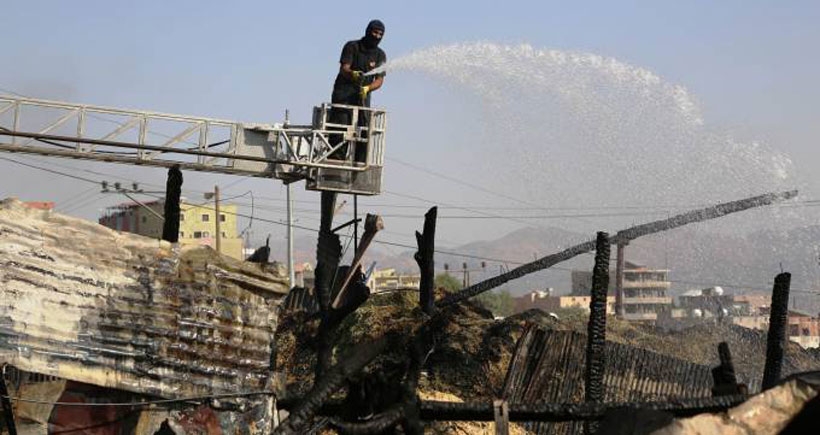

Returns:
0,95,387,195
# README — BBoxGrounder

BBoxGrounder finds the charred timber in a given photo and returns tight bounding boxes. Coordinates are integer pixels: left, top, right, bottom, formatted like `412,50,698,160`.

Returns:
440,190,797,307
273,336,389,435
328,404,406,434
161,165,182,243
585,231,610,404
763,272,791,390
416,395,750,422
415,207,437,315
711,342,746,396
584,232,610,434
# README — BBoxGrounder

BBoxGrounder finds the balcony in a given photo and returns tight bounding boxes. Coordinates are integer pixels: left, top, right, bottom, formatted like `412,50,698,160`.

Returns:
623,280,671,289
622,296,672,305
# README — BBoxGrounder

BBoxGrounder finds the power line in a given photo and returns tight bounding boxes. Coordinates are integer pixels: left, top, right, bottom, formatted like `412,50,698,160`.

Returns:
0,156,100,184
3,156,816,295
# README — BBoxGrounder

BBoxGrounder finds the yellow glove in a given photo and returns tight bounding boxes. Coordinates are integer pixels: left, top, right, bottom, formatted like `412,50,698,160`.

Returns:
351,70,363,83
359,85,370,102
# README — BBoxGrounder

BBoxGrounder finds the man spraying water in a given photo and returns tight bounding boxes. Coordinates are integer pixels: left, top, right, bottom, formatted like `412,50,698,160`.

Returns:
331,19,387,108
328,20,387,163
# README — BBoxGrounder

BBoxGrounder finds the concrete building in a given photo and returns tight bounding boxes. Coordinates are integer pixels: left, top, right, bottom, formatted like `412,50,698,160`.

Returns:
294,262,315,289
572,261,672,322
23,201,55,210
787,311,820,349
513,290,616,315
367,268,420,292
99,199,244,260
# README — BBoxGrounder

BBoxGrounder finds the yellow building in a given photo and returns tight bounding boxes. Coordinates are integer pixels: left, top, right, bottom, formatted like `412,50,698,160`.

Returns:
99,199,244,260
514,292,616,315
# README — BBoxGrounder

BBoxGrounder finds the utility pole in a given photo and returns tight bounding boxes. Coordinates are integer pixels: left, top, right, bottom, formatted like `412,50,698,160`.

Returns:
287,183,295,288
284,109,295,288
615,242,627,318
214,185,221,254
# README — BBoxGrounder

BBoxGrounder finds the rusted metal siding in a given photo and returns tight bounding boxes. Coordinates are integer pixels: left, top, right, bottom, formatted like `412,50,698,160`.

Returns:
0,199,288,401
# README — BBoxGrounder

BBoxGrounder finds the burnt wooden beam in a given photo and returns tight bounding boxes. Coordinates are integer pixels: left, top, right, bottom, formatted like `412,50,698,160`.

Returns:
585,232,610,434
328,404,405,434
711,342,746,396
274,336,389,435
762,272,791,390
415,395,750,422
161,165,182,243
440,190,797,307
332,214,384,310
415,207,437,315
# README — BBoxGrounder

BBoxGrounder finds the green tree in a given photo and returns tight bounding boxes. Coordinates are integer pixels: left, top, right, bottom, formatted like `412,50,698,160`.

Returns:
435,273,462,293
433,274,516,317
475,289,516,317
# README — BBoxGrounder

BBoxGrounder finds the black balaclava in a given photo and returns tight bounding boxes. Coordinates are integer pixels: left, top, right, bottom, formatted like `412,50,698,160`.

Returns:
362,19,385,49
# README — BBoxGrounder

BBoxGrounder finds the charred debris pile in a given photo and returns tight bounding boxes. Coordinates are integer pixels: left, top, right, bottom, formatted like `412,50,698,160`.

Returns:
273,188,820,434
1,172,818,434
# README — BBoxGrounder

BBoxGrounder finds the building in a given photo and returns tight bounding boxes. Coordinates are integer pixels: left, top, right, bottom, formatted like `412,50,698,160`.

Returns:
99,199,244,260
513,290,616,315
294,262,315,289
572,261,672,322
367,268,420,292
24,201,55,210
677,287,737,318
787,311,820,349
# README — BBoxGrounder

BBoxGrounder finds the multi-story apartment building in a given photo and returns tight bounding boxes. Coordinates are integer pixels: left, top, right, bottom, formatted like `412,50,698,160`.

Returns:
572,261,672,322
99,199,244,260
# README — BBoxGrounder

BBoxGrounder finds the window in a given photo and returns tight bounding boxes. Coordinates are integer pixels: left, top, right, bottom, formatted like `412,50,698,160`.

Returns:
179,231,184,238
179,214,185,221
194,231,203,239
220,214,226,222
222,232,227,238
141,216,147,223
790,325,800,336
803,328,811,336
201,214,210,222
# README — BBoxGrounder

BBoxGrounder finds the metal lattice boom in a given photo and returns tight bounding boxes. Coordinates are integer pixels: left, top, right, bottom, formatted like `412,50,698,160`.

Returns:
0,95,387,195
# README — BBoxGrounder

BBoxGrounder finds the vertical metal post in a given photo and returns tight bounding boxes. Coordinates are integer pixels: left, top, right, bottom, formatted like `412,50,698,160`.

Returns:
76,108,85,151
763,272,791,390
354,194,359,253
585,232,610,435
615,242,626,318
214,185,221,254
287,183,295,288
493,399,509,435
11,102,20,146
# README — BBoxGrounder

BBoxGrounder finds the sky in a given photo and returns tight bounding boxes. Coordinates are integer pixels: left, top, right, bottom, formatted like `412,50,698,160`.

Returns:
1,1,819,268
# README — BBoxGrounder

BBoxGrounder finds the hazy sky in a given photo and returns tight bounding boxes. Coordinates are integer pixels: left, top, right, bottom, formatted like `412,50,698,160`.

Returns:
1,0,819,265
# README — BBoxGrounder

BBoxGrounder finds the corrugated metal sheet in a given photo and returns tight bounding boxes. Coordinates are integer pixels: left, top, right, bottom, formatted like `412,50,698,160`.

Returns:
281,287,319,314
502,325,715,434
0,199,289,400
